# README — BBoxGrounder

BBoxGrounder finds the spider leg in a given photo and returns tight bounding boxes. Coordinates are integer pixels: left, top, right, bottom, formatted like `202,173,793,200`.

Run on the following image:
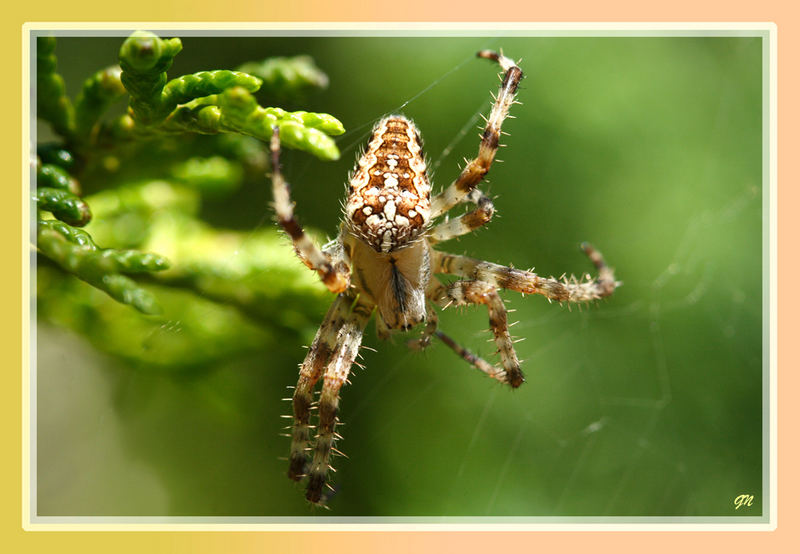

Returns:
428,188,495,244
434,328,510,384
270,127,351,293
431,279,525,388
288,295,350,481
405,279,513,384
432,243,618,302
305,298,371,505
430,51,523,219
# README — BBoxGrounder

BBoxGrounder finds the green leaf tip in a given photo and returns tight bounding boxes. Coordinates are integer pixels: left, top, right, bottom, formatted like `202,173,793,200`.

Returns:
38,221,170,315
119,31,183,126
40,219,170,273
161,70,263,115
160,86,344,160
119,31,265,130
114,31,344,161
120,31,182,73
37,163,81,195
35,187,92,227
39,219,95,248
213,87,344,161
277,121,340,162
292,111,345,137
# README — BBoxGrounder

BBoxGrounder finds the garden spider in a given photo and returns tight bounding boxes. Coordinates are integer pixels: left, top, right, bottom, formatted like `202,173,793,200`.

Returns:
270,50,618,505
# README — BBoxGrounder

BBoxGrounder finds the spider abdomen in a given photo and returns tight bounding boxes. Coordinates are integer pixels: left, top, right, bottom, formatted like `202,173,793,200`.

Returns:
346,115,431,253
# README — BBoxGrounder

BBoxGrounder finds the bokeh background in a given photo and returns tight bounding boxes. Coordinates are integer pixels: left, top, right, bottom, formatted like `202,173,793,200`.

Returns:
35,34,765,517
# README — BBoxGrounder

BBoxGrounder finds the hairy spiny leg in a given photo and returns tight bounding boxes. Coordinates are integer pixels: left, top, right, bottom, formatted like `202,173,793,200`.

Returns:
305,311,368,504
288,361,326,481
428,189,496,244
438,279,525,388
305,378,342,504
432,244,618,303
414,279,512,384
580,242,617,297
288,296,348,481
431,51,523,218
434,328,510,384
270,127,351,293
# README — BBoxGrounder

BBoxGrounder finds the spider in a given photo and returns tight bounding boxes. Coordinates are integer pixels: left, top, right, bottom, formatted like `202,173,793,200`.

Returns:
269,50,618,505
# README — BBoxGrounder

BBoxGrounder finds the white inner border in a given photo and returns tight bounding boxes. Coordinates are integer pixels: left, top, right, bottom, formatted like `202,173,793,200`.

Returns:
22,21,778,532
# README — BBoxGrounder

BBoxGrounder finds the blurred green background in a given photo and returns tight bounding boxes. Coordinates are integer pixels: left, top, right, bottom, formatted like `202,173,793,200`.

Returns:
36,34,765,517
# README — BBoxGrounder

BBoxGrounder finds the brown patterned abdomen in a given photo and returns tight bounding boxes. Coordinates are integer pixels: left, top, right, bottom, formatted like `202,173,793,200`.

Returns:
346,116,431,253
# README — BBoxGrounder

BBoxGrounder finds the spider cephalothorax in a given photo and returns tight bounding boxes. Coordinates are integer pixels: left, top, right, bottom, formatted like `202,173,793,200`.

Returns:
270,50,618,505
